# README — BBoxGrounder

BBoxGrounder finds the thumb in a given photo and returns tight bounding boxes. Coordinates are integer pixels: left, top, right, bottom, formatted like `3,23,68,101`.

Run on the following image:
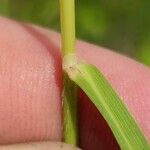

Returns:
0,142,80,150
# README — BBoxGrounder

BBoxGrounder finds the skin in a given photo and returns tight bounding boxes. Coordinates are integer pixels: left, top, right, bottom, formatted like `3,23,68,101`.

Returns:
0,142,80,150
0,16,149,149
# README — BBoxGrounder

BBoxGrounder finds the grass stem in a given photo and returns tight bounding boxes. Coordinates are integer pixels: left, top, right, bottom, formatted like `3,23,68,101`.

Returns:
60,0,76,56
59,0,78,145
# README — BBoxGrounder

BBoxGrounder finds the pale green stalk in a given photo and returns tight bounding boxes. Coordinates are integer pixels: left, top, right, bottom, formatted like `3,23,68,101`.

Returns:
59,0,78,145
60,0,75,56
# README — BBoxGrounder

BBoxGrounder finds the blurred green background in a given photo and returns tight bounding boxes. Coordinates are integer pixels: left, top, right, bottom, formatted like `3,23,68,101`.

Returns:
0,0,150,66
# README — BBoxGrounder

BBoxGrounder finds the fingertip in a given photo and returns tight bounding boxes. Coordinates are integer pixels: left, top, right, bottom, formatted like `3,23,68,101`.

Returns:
0,142,81,150
0,17,62,143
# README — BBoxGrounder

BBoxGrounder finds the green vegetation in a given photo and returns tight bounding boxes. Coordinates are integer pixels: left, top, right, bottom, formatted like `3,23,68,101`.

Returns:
0,0,149,149
59,0,149,149
64,62,150,149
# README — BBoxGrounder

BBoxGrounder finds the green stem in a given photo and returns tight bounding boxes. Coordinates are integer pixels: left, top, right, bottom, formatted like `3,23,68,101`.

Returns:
60,0,76,56
59,0,78,145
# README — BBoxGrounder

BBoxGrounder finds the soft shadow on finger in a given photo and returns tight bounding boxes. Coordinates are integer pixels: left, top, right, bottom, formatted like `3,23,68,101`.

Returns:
0,142,80,150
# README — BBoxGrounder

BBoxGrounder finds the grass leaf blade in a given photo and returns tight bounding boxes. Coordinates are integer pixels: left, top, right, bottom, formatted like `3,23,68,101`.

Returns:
65,61,150,150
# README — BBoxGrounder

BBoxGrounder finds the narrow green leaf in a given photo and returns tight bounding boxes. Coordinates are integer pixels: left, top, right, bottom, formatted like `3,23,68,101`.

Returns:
64,58,150,150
